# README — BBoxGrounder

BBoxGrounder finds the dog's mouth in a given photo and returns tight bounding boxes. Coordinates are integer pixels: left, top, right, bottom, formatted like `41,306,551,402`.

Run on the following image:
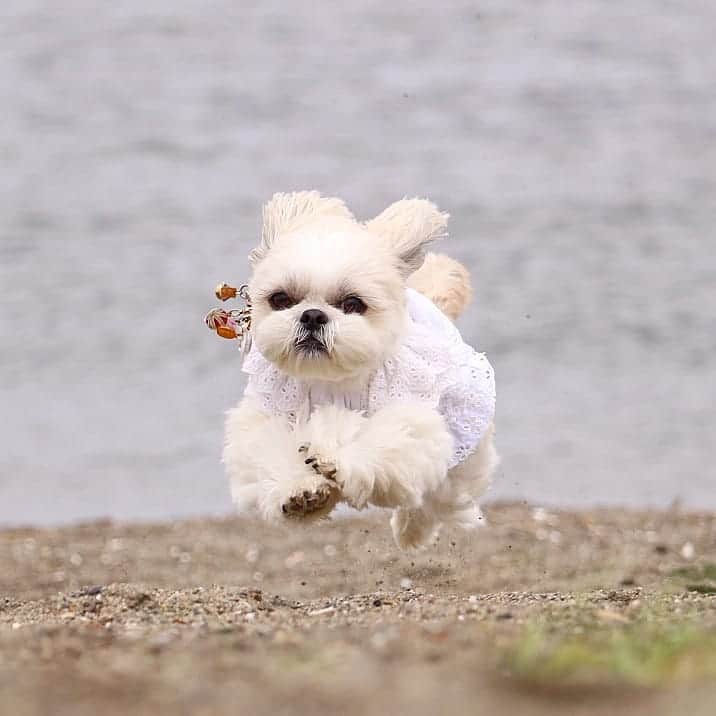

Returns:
295,335,329,356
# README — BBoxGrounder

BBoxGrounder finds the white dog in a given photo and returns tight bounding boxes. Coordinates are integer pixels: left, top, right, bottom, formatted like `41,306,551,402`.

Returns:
223,192,498,548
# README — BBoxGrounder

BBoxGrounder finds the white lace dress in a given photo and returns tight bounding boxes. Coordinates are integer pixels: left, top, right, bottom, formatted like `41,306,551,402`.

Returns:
242,289,496,468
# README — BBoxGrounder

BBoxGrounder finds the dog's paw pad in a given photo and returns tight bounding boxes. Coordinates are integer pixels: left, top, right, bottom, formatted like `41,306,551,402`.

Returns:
281,483,334,517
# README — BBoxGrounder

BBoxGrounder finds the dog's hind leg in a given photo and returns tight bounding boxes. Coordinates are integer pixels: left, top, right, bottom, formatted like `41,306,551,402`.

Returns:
390,506,441,550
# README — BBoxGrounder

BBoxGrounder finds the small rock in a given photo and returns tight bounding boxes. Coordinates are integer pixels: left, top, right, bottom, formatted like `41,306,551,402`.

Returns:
400,578,413,590
681,542,695,560
308,606,335,616
531,507,548,522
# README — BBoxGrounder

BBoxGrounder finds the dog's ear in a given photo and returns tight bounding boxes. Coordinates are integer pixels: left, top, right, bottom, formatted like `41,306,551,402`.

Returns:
249,191,354,265
365,199,449,276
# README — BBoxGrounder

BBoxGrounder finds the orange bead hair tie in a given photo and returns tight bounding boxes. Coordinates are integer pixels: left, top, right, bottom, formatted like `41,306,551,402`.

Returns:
204,283,252,356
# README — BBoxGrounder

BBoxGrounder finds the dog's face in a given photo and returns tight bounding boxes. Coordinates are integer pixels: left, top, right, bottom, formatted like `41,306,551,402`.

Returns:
249,228,406,382
247,193,448,383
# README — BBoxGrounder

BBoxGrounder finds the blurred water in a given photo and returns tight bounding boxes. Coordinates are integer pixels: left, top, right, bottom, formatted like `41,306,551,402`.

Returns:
1,1,714,526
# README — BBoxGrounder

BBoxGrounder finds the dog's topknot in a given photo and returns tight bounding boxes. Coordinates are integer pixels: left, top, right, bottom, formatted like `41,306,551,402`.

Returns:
250,191,354,265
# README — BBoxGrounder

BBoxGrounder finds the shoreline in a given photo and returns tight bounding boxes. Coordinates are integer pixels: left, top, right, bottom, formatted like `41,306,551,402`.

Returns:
2,498,711,534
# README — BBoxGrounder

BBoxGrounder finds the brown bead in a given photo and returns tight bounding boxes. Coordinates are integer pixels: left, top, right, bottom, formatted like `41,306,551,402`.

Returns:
216,324,238,340
215,282,238,301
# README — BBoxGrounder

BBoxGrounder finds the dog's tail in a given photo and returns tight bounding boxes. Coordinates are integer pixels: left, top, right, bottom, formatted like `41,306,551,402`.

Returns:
407,252,472,320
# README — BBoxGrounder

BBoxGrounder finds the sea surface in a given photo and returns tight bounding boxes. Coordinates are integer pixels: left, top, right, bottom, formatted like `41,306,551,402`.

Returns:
1,1,714,525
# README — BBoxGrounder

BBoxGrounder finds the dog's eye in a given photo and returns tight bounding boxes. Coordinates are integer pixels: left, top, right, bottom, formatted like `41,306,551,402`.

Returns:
268,291,295,311
341,296,367,315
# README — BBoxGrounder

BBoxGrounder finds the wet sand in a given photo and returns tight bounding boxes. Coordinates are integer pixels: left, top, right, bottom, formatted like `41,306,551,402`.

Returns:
2,503,716,715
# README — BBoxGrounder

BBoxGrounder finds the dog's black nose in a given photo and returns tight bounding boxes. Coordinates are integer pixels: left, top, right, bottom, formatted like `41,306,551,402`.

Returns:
300,308,328,331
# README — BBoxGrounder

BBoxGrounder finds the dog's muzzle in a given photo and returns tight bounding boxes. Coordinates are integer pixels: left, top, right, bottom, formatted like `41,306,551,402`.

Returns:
295,316,332,355
295,333,329,355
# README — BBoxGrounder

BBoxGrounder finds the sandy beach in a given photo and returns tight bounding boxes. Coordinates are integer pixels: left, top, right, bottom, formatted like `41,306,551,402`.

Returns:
2,503,715,715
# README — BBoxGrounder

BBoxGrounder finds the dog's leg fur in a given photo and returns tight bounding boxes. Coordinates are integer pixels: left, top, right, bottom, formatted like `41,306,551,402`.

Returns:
224,398,340,522
300,402,454,514
226,400,496,548
390,424,498,548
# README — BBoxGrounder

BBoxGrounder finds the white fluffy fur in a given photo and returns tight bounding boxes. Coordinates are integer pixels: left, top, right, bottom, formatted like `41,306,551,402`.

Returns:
364,198,449,276
407,252,472,321
250,191,354,266
224,192,497,549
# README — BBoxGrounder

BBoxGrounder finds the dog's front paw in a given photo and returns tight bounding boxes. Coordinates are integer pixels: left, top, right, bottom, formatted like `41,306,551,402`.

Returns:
299,443,371,510
281,478,338,520
299,443,338,480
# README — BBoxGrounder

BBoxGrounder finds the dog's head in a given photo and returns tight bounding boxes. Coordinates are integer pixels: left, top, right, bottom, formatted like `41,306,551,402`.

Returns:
247,192,448,383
